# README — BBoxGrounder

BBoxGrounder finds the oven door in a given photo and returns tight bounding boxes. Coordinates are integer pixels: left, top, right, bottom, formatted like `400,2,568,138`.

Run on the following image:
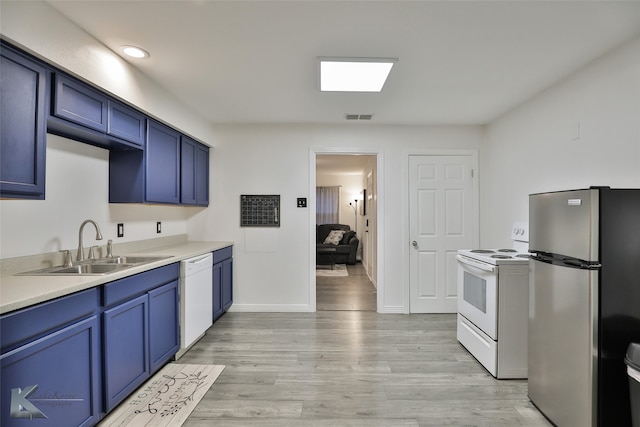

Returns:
456,254,498,340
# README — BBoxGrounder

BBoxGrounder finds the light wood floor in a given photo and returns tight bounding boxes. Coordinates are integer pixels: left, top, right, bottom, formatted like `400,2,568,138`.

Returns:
180,266,551,427
316,263,377,311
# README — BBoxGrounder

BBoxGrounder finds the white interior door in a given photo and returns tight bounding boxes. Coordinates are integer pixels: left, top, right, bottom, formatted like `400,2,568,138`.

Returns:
409,154,476,313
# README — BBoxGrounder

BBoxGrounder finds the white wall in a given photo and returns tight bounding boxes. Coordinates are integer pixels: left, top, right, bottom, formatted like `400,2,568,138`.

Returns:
0,1,215,259
481,35,640,248
188,124,482,312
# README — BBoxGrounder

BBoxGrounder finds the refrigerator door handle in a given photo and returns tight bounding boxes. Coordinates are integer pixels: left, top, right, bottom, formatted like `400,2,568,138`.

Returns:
562,259,601,269
532,254,601,270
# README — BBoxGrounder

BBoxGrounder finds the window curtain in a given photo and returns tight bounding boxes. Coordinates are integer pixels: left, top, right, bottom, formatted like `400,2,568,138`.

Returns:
316,186,340,224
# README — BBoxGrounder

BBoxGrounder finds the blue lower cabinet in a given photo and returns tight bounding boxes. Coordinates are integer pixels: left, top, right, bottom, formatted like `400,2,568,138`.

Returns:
149,280,179,372
221,258,233,313
102,264,179,413
213,261,224,321
103,294,149,412
0,316,101,427
213,247,233,321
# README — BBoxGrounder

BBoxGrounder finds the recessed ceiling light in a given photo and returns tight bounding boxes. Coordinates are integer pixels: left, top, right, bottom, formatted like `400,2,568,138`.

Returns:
319,57,397,92
121,45,150,59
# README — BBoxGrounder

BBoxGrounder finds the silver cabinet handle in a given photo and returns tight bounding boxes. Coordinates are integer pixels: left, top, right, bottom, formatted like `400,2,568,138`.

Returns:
412,241,418,248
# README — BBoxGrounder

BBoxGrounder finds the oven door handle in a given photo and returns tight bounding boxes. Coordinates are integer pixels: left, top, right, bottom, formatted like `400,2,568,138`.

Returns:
456,254,496,273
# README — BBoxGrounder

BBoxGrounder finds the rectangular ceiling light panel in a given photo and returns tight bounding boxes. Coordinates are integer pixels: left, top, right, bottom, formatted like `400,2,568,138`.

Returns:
319,58,396,92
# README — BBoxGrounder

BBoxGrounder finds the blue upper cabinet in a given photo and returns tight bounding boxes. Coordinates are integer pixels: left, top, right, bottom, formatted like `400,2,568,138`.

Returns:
53,74,108,132
146,120,181,204
0,43,48,200
107,100,146,147
49,73,145,150
181,136,209,206
110,121,208,205
109,119,181,204
1,41,209,205
195,142,210,206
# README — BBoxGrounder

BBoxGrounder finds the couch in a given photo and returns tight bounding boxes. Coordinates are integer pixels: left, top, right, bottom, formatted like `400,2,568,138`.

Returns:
316,224,359,265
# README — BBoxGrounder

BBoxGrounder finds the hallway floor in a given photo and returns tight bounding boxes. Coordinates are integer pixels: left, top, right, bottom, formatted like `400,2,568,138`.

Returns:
316,262,377,312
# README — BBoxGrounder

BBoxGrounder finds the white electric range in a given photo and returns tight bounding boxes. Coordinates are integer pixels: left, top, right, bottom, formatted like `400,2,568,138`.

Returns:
456,223,530,379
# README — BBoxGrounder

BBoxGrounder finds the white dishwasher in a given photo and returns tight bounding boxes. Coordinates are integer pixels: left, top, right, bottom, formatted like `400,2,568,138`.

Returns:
176,253,213,359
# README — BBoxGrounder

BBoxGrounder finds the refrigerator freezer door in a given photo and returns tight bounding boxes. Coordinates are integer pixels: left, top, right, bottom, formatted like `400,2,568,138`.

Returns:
529,189,599,262
528,259,598,427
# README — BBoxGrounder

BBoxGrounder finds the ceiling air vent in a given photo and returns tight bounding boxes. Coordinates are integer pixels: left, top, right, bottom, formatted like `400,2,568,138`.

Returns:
345,114,374,121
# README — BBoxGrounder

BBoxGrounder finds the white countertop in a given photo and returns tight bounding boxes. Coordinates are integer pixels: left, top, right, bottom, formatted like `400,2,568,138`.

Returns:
0,240,233,315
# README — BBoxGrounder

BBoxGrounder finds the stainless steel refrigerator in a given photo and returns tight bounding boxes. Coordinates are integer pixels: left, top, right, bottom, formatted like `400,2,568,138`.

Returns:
529,187,640,427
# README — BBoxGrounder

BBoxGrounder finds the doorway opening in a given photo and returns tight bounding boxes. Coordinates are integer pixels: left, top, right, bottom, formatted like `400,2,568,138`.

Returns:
313,152,379,312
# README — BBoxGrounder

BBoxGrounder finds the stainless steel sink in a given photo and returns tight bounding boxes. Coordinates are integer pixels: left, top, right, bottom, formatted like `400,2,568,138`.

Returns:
48,263,131,275
17,255,172,276
92,255,170,265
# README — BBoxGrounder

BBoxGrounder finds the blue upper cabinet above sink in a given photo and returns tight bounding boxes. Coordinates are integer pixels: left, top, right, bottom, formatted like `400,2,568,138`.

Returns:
53,74,108,132
48,73,145,150
108,100,146,147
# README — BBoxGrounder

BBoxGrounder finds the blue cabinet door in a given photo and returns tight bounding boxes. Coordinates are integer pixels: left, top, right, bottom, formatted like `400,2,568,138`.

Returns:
0,316,101,427
103,294,149,412
213,261,223,321
146,120,180,204
180,137,197,205
0,45,47,200
149,280,179,372
195,142,209,206
181,137,209,206
108,100,146,147
53,74,108,133
213,247,233,321
221,258,233,312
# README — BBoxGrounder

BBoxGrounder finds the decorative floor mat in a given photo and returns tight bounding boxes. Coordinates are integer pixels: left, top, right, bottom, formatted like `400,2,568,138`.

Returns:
99,363,224,426
316,264,348,277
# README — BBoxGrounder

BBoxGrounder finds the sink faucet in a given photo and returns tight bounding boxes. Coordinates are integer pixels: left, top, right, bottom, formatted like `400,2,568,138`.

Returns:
77,219,103,261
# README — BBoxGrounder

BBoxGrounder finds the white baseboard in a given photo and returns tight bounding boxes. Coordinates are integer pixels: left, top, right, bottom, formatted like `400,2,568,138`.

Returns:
228,303,314,313
229,303,406,314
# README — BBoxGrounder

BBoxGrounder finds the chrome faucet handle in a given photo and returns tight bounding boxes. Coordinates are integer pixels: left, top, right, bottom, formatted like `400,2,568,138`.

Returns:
88,246,98,259
106,239,113,258
61,250,73,267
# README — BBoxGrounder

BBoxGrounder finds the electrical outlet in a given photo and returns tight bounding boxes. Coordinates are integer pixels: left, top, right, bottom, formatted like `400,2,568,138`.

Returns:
117,223,124,238
156,221,162,234
297,197,307,208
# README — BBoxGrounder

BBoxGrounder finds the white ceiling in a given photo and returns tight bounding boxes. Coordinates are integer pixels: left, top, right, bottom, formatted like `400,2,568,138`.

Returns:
46,0,640,126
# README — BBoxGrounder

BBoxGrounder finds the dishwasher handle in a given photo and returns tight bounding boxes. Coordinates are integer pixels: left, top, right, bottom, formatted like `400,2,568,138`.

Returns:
187,254,212,265
181,253,213,276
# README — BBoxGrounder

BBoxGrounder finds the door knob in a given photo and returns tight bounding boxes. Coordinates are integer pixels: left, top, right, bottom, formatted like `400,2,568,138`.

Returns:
412,241,418,248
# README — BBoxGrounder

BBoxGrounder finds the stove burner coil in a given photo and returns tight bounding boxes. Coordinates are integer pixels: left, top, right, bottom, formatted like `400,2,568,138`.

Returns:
491,255,513,259
498,249,517,253
470,249,495,253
